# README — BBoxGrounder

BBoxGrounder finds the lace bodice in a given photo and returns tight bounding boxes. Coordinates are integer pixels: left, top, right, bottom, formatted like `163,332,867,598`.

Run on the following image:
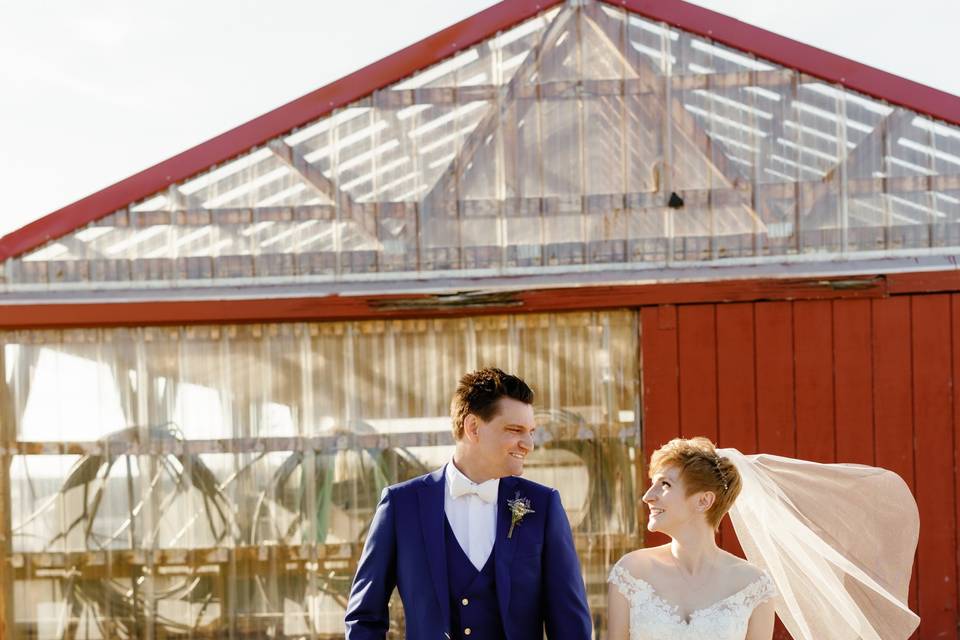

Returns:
608,561,777,640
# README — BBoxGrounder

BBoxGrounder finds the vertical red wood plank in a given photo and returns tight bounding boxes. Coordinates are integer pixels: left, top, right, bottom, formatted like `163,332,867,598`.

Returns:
677,304,718,442
755,302,796,457
716,303,757,557
833,299,874,465
872,297,919,621
641,305,682,447
911,294,957,637
872,298,917,481
954,294,960,640
754,302,796,640
640,305,681,547
716,303,759,452
794,300,836,463
754,302,795,640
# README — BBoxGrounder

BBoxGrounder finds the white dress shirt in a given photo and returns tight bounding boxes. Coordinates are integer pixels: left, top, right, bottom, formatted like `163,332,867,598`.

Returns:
444,461,499,571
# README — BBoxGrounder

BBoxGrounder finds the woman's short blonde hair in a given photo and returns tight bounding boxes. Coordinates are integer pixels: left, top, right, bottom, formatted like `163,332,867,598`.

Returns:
649,437,742,530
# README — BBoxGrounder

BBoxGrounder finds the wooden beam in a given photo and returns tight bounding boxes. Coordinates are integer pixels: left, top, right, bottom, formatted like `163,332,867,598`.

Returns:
888,271,960,295
584,2,754,196
7,419,623,456
368,69,794,106
827,109,916,183
4,178,956,288
165,183,207,211
0,349,13,640
800,108,919,230
8,529,638,582
420,5,577,212
27,174,958,232
266,141,340,207
10,543,363,581
265,140,378,233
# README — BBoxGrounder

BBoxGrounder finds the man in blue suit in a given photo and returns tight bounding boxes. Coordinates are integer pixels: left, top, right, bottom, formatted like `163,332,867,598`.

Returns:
345,368,592,639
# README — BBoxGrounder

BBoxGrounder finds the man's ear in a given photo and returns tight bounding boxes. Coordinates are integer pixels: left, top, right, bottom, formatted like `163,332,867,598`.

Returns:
463,414,481,443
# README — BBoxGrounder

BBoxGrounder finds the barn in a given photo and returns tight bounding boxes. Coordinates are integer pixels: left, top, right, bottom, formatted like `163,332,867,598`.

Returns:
1,0,958,637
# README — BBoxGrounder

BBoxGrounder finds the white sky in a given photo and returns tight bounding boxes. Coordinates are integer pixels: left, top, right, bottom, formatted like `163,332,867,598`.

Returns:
1,0,958,240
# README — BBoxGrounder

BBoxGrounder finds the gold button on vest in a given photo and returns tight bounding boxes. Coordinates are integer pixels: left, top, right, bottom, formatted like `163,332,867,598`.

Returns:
461,598,469,606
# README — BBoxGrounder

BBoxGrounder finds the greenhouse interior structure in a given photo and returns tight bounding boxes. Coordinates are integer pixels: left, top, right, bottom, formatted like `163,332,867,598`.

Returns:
1,0,960,637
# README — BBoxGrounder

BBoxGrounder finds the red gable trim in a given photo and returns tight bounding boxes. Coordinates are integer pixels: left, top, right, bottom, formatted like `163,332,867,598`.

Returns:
612,0,960,125
0,274,887,330
2,0,958,263
0,0,562,262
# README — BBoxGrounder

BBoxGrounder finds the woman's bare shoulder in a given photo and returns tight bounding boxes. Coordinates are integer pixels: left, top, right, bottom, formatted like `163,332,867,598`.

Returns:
615,545,670,577
718,551,766,584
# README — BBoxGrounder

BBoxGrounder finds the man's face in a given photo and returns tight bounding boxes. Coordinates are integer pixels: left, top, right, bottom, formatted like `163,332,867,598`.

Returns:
464,397,536,479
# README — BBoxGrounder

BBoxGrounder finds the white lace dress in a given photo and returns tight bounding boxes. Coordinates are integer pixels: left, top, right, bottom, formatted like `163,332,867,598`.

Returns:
608,561,777,640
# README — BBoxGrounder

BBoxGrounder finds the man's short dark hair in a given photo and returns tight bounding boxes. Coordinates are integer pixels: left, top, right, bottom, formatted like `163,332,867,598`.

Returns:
450,368,534,439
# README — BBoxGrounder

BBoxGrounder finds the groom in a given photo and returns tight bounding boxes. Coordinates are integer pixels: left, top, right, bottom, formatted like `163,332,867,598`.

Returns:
345,368,592,639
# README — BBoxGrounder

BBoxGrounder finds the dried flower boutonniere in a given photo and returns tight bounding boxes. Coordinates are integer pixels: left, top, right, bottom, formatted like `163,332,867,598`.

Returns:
506,492,534,538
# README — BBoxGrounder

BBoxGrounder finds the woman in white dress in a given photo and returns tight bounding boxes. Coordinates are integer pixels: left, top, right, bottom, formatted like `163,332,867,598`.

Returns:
608,437,920,640
608,437,775,640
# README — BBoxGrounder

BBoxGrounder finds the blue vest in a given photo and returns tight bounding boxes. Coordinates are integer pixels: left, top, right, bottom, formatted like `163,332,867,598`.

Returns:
444,518,505,640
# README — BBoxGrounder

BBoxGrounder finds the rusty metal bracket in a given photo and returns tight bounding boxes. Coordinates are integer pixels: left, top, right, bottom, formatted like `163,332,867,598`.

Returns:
368,290,523,311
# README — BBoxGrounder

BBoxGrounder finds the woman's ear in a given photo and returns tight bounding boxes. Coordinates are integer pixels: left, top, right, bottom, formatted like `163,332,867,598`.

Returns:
697,491,716,512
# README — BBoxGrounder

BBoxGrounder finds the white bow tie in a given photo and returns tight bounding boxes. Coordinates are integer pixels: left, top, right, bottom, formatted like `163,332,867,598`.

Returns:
449,472,498,503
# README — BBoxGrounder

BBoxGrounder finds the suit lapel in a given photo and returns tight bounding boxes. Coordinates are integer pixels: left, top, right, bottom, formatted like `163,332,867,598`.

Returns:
418,466,451,631
494,476,519,623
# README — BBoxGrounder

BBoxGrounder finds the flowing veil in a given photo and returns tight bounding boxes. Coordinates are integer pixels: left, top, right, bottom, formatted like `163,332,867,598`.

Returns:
717,448,921,640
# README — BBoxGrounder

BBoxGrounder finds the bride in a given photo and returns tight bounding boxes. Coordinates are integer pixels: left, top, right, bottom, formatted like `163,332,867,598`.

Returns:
608,437,920,640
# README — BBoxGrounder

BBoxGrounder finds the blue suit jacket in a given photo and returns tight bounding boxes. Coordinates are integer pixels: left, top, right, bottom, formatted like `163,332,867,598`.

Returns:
345,466,593,640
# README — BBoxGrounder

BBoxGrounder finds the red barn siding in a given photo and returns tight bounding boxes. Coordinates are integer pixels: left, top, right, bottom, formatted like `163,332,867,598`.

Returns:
794,300,836,463
833,299,874,465
640,295,955,639
911,295,957,638
872,297,920,618
678,305,719,442
715,303,757,556
639,305,681,549
754,302,797,458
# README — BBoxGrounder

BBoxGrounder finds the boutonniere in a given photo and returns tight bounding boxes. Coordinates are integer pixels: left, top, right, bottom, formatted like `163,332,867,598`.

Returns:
506,492,534,538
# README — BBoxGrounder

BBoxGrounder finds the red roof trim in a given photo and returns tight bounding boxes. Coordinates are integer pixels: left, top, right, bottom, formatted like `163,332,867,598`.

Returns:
609,0,960,125
3,0,958,262
7,269,960,330
0,274,886,330
0,0,561,262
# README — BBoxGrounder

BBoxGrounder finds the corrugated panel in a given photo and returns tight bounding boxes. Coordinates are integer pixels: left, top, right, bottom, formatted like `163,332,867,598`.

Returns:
5,1,960,295
0,311,640,637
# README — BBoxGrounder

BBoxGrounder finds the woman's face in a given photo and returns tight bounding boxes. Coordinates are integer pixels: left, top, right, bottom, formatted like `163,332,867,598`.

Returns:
642,465,707,534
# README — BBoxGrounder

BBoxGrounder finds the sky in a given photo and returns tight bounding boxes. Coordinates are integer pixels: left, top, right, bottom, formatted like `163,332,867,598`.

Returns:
1,0,958,239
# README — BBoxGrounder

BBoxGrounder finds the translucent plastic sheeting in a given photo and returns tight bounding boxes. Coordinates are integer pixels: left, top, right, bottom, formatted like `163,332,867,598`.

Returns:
6,1,960,290
0,310,639,638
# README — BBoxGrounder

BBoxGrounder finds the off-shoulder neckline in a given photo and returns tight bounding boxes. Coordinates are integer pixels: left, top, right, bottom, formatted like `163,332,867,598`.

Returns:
610,562,772,625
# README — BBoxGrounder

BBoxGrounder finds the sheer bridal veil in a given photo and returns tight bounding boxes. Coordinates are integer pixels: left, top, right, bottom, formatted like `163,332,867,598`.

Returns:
718,448,921,640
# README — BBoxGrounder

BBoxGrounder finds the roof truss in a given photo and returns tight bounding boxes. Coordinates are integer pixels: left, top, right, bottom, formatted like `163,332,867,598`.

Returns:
2,0,959,288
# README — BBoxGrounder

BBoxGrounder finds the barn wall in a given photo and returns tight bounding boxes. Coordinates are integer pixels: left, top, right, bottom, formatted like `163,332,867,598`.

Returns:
2,282,957,638
640,296,958,639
